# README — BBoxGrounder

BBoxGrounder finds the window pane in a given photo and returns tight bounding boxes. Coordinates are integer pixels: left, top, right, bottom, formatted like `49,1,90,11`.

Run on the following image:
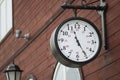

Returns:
1,0,6,39
6,0,12,32
0,0,12,41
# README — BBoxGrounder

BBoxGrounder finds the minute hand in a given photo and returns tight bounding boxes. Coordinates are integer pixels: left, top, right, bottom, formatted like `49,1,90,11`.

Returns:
74,32,88,58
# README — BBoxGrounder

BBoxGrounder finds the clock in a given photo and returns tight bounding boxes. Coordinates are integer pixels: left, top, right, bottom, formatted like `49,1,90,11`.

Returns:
50,17,102,67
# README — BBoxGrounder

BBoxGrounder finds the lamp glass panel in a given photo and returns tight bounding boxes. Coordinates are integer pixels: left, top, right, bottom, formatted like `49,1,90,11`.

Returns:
6,72,9,80
16,71,21,80
8,71,15,80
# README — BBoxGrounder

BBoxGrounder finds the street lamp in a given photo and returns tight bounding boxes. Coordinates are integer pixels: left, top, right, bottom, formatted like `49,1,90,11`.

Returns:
5,64,23,80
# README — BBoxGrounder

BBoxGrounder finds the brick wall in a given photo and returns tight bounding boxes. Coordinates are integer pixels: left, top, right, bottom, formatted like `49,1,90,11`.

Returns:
0,0,120,80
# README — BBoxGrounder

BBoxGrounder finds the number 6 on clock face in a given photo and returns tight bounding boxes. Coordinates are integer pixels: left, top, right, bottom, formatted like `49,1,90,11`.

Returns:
50,17,102,67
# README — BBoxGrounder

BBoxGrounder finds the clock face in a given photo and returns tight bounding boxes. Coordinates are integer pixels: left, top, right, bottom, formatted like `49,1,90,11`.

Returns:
50,17,101,67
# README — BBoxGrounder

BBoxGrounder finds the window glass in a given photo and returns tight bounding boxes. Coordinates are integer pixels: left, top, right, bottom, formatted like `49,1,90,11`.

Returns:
0,0,12,41
53,62,83,80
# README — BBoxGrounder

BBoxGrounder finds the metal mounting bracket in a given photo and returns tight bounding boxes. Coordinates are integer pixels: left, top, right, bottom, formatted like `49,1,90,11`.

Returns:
98,1,108,50
15,30,30,40
61,0,108,50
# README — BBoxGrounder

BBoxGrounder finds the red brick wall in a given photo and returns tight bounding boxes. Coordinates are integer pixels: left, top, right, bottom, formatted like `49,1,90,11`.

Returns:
0,0,120,80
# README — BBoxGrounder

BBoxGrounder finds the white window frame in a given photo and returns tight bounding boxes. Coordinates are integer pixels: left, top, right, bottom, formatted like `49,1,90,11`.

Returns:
0,0,12,41
53,62,83,80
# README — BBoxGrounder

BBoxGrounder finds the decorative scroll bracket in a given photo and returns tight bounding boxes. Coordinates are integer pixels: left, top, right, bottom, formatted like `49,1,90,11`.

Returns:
61,1,108,50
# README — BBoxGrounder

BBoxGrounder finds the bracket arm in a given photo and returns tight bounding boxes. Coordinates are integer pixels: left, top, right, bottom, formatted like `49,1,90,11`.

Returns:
61,3,106,11
98,2,108,50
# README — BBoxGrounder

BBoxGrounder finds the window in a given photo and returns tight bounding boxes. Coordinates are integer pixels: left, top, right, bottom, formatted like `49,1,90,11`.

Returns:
0,0,12,41
53,62,83,80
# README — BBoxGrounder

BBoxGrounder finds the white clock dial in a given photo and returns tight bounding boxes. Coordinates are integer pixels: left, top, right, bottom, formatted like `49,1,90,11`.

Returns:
50,17,101,67
57,20,99,62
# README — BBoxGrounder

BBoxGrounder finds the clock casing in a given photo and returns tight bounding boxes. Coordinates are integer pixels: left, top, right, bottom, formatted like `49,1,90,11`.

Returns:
50,17,102,67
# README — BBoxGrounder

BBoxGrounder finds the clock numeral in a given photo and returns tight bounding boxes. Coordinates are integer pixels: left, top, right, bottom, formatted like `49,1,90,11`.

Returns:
76,55,79,59
58,38,64,42
91,40,96,44
67,24,70,30
62,31,68,36
83,25,87,31
68,51,72,58
67,50,73,57
86,47,94,52
75,22,80,30
67,22,80,31
86,32,94,37
67,25,73,31
89,48,94,52
61,46,66,50
90,32,94,36
71,26,73,31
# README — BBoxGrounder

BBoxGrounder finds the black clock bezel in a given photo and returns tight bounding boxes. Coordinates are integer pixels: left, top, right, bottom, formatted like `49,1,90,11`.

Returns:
51,17,102,67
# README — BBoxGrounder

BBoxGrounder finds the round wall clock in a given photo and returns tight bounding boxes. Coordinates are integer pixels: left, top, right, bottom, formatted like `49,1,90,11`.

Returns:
50,17,102,67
